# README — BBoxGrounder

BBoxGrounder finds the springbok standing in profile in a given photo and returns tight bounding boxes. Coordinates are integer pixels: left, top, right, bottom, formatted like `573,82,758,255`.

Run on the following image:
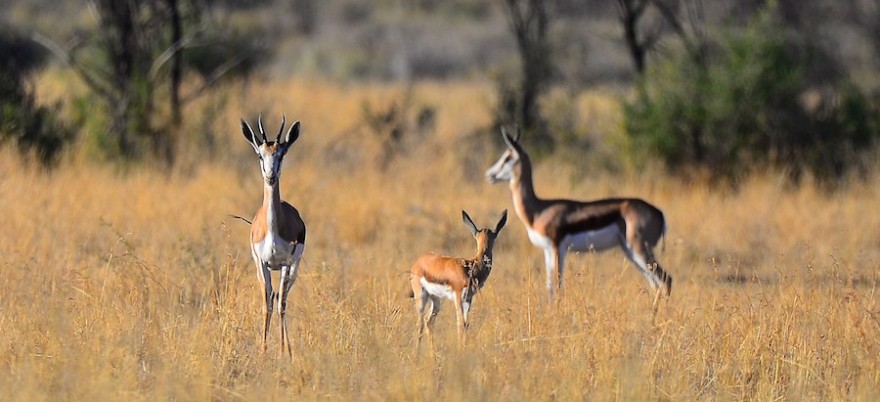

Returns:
241,115,306,357
409,210,507,353
485,128,671,310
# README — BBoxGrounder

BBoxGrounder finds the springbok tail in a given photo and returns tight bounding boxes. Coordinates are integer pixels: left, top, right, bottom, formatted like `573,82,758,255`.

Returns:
228,214,252,225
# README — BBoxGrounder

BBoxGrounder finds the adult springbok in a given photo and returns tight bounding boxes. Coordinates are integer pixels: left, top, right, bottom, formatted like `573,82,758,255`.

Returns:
485,128,671,310
242,115,306,357
409,210,507,353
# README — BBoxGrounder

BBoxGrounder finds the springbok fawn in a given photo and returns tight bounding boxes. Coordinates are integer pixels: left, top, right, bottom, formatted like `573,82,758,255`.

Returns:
409,210,507,353
485,128,671,311
242,115,306,357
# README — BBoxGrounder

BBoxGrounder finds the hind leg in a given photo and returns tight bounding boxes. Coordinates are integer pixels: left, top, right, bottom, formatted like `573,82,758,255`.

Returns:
278,263,298,359
415,289,430,354
620,236,671,317
425,296,442,355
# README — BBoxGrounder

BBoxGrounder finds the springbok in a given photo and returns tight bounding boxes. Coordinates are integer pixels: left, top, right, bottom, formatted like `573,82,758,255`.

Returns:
485,128,671,309
409,210,508,353
241,115,306,357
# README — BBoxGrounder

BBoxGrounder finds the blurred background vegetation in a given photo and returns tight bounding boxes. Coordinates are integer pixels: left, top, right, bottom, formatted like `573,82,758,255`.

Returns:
2,0,880,186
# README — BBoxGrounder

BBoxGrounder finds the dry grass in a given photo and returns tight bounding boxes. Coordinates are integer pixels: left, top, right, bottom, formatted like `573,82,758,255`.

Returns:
1,76,879,400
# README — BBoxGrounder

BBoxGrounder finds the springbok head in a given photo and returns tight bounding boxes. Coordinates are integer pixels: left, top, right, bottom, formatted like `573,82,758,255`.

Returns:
485,127,524,184
462,209,508,259
242,115,301,186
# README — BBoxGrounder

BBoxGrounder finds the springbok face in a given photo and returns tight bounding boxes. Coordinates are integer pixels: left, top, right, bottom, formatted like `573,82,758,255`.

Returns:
485,128,521,184
242,115,301,187
462,209,508,255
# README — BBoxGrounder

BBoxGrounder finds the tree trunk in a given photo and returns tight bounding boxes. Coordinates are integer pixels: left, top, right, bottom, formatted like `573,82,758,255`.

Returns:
505,0,551,148
618,0,647,74
169,0,182,128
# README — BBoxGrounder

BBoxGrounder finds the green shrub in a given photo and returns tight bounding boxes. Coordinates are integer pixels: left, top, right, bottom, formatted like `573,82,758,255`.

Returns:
623,9,880,186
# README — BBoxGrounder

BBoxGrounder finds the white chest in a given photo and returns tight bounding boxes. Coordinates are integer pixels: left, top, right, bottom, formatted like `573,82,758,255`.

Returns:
253,233,298,268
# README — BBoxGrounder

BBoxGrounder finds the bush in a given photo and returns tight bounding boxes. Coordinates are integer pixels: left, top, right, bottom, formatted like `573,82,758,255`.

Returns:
0,27,75,166
623,9,880,186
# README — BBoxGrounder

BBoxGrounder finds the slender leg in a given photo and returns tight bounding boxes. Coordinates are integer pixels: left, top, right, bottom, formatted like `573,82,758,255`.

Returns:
259,264,274,351
279,265,296,358
543,247,557,301
461,291,473,329
461,291,474,347
652,284,663,319
453,290,465,349
621,233,673,318
649,260,672,297
425,297,441,356
556,245,567,298
415,289,429,354
281,246,303,359
280,244,304,358
277,266,286,356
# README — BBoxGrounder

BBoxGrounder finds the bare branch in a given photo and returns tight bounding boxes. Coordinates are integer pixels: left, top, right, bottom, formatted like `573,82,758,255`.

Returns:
148,34,198,81
180,53,250,105
30,32,117,101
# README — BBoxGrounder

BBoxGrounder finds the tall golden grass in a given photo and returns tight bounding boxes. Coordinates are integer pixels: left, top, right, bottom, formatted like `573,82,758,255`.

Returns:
1,76,878,400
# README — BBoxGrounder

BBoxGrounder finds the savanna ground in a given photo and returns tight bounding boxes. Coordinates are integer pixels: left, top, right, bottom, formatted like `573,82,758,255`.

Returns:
1,75,879,400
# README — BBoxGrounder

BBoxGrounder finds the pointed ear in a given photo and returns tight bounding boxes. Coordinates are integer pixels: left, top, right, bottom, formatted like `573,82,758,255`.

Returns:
462,210,478,237
282,121,301,152
286,121,301,144
241,119,260,153
494,209,508,233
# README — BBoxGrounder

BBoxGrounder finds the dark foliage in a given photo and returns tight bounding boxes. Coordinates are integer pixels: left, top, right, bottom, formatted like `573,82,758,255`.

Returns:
624,9,880,186
0,27,75,165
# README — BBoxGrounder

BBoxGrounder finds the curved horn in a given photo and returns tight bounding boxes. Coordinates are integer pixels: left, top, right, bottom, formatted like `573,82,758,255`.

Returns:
257,113,268,143
501,126,515,149
276,114,286,143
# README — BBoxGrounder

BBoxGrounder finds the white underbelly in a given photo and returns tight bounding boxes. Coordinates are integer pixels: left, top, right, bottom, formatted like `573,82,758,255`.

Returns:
253,234,298,268
420,277,466,301
564,225,621,253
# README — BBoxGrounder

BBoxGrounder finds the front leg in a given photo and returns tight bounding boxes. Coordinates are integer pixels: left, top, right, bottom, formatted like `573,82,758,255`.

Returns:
278,264,296,358
543,247,557,302
278,244,303,358
258,263,274,351
461,293,472,329
555,245,567,298
453,290,465,349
